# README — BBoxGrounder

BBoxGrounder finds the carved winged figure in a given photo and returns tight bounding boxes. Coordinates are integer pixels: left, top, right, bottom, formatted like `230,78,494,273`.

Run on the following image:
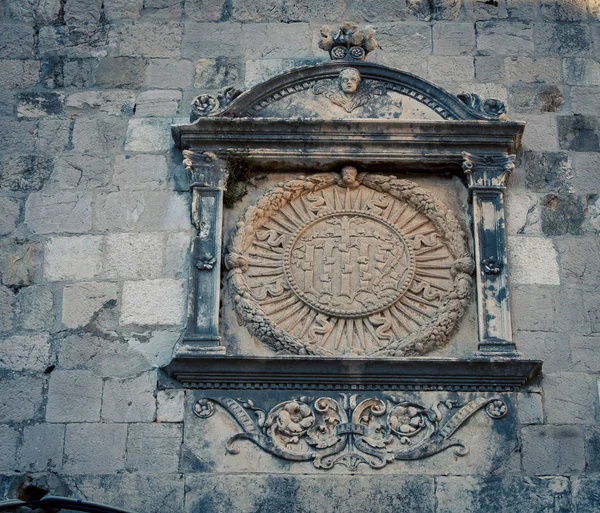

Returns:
313,68,386,113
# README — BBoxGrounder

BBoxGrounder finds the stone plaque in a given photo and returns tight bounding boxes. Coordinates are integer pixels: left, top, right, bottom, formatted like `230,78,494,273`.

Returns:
226,169,473,357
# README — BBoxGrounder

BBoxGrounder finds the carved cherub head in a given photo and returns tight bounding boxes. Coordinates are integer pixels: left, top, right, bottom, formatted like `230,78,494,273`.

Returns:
340,166,359,188
338,68,361,95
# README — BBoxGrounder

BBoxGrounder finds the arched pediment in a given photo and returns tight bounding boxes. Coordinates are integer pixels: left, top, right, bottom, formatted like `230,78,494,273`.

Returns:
191,61,507,122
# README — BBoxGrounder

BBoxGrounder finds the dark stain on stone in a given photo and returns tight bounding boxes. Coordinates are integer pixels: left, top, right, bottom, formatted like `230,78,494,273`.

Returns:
539,85,564,113
541,193,585,235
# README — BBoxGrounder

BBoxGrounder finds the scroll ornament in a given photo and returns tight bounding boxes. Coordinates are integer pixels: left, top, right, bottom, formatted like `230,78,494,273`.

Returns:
194,394,508,470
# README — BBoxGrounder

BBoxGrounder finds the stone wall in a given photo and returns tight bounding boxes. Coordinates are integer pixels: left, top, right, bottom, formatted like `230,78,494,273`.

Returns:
0,0,599,512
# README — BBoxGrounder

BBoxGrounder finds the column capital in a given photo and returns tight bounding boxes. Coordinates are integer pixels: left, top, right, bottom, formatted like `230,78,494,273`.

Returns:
183,149,228,188
462,152,515,190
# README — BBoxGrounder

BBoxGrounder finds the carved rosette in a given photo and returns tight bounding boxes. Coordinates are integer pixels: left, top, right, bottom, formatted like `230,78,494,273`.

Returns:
226,172,473,357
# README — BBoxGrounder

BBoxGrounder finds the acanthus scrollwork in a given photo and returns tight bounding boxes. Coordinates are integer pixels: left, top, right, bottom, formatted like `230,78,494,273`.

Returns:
194,394,508,471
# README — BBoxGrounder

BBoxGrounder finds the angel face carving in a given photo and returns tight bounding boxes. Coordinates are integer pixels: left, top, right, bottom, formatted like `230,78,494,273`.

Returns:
339,68,361,94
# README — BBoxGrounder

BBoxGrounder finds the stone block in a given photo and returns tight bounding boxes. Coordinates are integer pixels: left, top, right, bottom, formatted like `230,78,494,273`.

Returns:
185,474,436,513
25,192,92,235
345,0,411,21
570,335,600,372
124,118,171,152
126,330,179,368
509,84,564,113
194,57,241,89
545,372,597,424
372,23,433,68
112,154,168,191
0,426,18,471
433,23,476,55
519,114,559,151
582,289,600,334
555,287,589,335
72,117,128,154
44,236,103,282
46,370,103,422
517,392,543,424
64,0,102,24
103,0,143,20
556,237,600,284
19,424,64,472
585,426,600,471
50,155,112,190
429,56,475,83
0,374,44,422
104,232,165,280
164,232,191,278
467,0,509,19
0,239,41,288
0,197,19,236
0,60,40,89
126,423,182,471
0,23,34,58
0,334,51,372
522,151,573,193
436,476,570,513
17,91,64,119
94,57,147,89
573,476,600,513
563,57,600,85
474,56,504,82
0,121,37,154
540,193,585,235
521,424,585,474
585,195,600,233
570,86,600,115
540,0,588,21
558,115,600,152
406,0,460,21
511,286,556,332
244,58,296,88
182,22,242,59
62,282,119,329
476,21,533,56
120,279,185,326
42,57,97,89
283,0,344,22
534,22,592,55
135,90,181,117
102,371,156,422
146,59,194,89
143,0,184,18
7,0,62,25
18,286,55,331
66,91,136,116
507,236,560,285
94,191,189,232
0,91,16,118
243,23,311,60
505,56,561,83
505,192,541,235
38,119,71,153
0,285,16,334
184,0,225,21
63,423,127,473
38,24,110,59
118,22,182,59
157,389,185,422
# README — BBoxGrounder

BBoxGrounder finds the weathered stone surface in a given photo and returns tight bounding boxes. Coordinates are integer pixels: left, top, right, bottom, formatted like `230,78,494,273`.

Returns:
0,334,50,372
19,423,64,472
94,57,147,89
540,193,585,235
521,425,585,474
124,118,171,152
0,60,40,89
18,286,55,331
573,476,600,513
436,476,570,513
514,332,570,372
512,285,556,332
584,195,600,233
0,426,18,471
0,197,19,236
372,23,432,70
556,237,600,284
185,474,436,513
146,59,194,89
157,389,185,422
585,426,600,472
433,23,476,55
72,117,128,154
120,279,185,326
62,282,119,329
66,91,136,116
25,192,93,234
534,22,592,55
38,119,71,153
428,56,474,82
0,374,44,422
243,23,311,60
570,86,600,115
94,191,189,232
0,23,34,59
50,155,112,190
507,236,560,285
126,330,179,368
505,192,541,235
102,371,156,422
112,154,168,191
7,0,62,25
563,57,600,85
63,423,127,473
283,0,344,22
558,115,600,152
184,0,225,21
509,84,564,113
474,56,504,82
46,370,103,422
103,0,143,20
520,114,559,151
44,235,103,282
17,91,64,118
38,24,110,59
544,372,597,424
476,21,533,56
182,23,242,59
194,57,241,89
0,239,41,288
505,56,561,83
517,392,543,424
570,335,600,372
0,285,16,334
244,58,297,88
41,57,97,89
522,151,573,193
126,423,182,471
118,22,182,58
135,90,180,116
104,232,165,280
406,0,460,21
64,0,102,24
164,232,191,278
0,121,37,154
540,0,588,21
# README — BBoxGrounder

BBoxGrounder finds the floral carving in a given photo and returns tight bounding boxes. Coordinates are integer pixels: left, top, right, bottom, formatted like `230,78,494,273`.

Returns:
457,93,507,121
190,86,243,121
194,394,508,470
319,22,378,61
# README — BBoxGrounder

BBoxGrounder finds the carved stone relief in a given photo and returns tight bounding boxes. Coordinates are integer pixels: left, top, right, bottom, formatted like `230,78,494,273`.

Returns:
226,169,474,357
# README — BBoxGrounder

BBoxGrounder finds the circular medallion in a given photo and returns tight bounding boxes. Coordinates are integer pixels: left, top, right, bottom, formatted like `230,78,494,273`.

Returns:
284,211,415,318
226,172,473,357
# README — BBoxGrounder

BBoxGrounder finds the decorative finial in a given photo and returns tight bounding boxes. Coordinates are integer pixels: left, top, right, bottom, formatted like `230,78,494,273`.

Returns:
318,22,377,61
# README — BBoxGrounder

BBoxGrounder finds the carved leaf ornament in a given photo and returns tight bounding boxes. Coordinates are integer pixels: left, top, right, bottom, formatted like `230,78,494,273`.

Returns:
226,170,474,356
